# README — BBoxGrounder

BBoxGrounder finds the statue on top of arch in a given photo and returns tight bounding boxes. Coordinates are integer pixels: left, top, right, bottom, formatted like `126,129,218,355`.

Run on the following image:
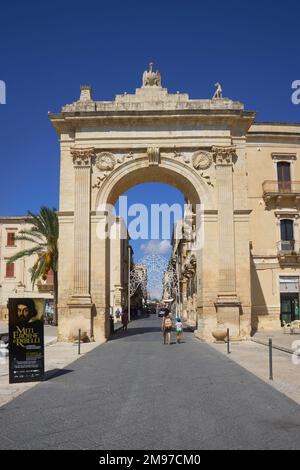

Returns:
142,62,161,87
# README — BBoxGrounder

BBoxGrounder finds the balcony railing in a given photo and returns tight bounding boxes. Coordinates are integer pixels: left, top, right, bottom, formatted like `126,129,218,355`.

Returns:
277,240,297,252
277,240,300,263
37,282,54,293
263,181,300,204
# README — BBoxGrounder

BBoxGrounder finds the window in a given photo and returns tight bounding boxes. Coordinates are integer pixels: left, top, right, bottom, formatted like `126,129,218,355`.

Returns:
6,262,15,278
7,232,15,246
280,219,294,251
277,162,291,192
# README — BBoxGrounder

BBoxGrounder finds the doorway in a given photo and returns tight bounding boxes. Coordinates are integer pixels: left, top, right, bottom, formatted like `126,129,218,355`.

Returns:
280,293,299,325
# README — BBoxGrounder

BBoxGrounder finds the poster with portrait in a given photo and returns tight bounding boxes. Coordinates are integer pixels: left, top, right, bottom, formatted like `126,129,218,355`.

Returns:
8,298,45,384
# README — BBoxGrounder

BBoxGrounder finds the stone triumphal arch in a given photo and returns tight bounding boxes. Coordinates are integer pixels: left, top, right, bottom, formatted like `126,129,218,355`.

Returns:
49,64,253,342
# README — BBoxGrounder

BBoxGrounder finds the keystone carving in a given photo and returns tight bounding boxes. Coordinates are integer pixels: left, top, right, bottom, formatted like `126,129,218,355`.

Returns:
147,147,160,166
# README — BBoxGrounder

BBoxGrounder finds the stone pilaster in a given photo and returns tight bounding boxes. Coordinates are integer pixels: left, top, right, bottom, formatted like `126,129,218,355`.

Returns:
213,146,241,336
181,278,188,319
69,148,94,316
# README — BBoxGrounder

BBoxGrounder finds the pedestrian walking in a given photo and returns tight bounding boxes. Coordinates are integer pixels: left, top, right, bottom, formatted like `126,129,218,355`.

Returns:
121,308,129,332
161,309,172,345
175,317,183,343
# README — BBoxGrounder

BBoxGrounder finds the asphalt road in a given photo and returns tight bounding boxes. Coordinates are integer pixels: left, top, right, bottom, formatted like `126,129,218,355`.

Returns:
0,315,300,450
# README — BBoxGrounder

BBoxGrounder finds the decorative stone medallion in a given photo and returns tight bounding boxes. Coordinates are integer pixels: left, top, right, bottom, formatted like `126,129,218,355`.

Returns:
95,152,116,171
192,150,213,170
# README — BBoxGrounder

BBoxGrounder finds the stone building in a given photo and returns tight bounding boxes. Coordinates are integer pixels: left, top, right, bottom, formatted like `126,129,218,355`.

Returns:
130,264,148,312
49,63,300,342
248,125,300,331
0,216,54,320
110,216,131,318
162,214,197,324
170,222,197,326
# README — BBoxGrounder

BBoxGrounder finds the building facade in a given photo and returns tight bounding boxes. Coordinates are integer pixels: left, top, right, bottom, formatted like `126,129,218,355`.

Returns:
110,216,131,319
130,264,148,313
166,124,300,332
248,125,300,331
0,217,54,320
49,64,300,342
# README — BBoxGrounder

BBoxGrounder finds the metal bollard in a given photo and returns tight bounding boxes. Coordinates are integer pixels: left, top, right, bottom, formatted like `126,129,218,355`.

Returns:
227,328,230,354
269,338,273,380
78,329,81,355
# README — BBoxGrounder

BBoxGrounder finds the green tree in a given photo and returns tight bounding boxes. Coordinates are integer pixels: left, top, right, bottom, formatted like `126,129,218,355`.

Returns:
8,207,59,325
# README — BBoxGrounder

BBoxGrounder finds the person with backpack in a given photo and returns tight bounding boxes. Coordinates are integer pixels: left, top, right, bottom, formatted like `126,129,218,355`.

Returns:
161,309,172,345
175,317,183,343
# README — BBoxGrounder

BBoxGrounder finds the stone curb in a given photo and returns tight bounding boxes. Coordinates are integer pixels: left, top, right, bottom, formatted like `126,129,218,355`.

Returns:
110,323,125,336
45,338,57,347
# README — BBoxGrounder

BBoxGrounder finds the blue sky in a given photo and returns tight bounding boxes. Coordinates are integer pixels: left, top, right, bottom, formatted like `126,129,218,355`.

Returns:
1,0,300,262
115,183,184,261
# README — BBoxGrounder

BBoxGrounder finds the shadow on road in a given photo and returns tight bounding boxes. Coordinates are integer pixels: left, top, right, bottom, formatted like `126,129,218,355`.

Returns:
44,368,74,381
109,326,162,340
109,317,192,341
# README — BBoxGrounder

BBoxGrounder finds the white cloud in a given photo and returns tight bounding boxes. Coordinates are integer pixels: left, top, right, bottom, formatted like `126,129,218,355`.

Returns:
140,239,171,256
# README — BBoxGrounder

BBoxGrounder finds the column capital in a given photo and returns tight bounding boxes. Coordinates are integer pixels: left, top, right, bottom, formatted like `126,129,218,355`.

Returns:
71,147,95,167
212,145,236,165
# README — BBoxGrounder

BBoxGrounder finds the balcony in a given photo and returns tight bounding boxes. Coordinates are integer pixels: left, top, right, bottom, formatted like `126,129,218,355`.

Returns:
37,282,54,293
277,240,300,264
37,271,54,293
263,181,300,206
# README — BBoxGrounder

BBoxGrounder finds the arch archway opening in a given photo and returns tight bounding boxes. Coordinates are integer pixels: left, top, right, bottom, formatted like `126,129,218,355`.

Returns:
103,174,201,334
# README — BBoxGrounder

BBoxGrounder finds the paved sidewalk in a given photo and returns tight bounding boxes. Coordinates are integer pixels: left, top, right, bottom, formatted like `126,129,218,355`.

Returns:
252,329,300,354
209,340,300,405
0,340,103,408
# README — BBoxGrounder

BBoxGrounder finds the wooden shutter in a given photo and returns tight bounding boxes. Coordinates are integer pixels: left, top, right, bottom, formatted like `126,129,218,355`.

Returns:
6,263,14,277
7,232,15,246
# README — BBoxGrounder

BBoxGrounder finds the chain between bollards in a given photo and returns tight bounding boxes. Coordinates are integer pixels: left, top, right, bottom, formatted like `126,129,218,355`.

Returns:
269,337,273,380
78,328,81,355
227,328,230,354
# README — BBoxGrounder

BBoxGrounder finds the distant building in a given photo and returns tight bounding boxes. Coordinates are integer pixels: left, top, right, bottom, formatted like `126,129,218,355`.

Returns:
166,216,197,324
130,264,147,311
110,217,131,318
0,216,53,320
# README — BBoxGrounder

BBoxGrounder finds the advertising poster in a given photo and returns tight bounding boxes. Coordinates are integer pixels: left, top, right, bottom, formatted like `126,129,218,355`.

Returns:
8,298,45,384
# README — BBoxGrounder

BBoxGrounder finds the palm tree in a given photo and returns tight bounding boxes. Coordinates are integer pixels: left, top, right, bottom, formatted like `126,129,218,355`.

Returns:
8,207,59,325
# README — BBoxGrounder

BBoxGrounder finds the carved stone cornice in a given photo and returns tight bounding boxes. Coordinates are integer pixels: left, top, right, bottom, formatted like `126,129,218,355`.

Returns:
71,147,95,167
212,146,236,165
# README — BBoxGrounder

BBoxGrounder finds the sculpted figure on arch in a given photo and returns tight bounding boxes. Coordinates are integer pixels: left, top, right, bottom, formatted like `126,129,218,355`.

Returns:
212,82,222,99
142,62,161,87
